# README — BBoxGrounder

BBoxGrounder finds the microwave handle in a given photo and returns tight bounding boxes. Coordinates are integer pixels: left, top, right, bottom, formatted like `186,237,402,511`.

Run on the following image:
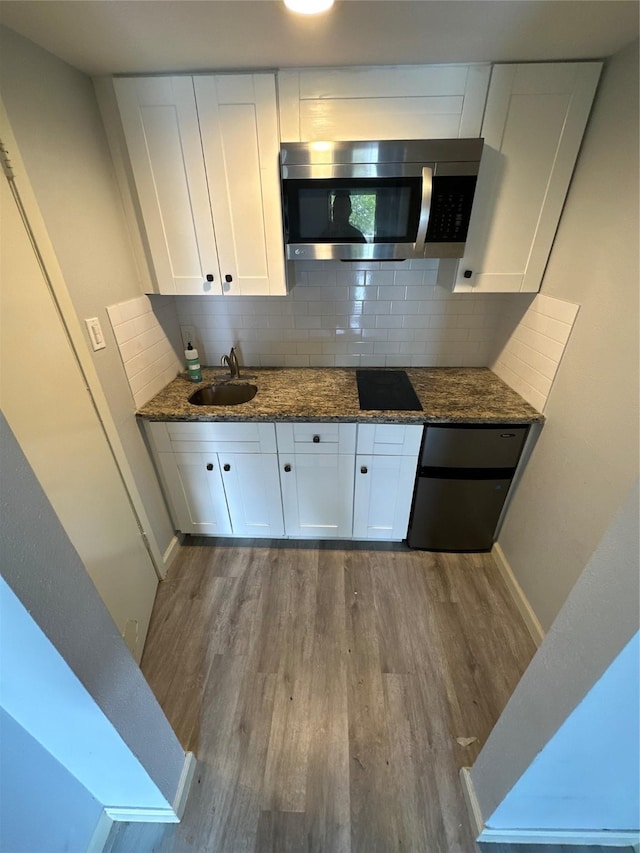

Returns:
414,166,433,248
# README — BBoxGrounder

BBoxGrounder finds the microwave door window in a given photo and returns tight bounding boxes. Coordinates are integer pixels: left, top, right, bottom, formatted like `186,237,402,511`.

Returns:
374,186,415,242
285,179,421,244
295,189,368,243
293,189,330,240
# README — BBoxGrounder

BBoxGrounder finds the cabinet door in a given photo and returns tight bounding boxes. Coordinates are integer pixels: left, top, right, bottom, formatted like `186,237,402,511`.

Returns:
279,453,354,538
441,62,601,293
158,451,232,535
278,65,490,142
353,455,418,541
113,77,221,295
195,75,286,296
219,452,284,537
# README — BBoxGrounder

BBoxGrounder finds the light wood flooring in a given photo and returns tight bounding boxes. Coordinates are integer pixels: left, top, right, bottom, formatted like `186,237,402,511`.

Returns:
108,539,624,853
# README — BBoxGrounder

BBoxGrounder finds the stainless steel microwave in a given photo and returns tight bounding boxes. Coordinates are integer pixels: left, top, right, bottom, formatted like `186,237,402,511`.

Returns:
280,138,483,261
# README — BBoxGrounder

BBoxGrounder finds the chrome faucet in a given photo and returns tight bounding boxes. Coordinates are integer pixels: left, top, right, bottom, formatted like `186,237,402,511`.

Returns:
221,346,240,379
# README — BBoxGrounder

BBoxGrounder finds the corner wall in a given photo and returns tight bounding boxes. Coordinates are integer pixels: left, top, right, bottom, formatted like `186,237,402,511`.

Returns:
0,412,187,814
0,25,176,558
496,38,640,630
470,479,639,836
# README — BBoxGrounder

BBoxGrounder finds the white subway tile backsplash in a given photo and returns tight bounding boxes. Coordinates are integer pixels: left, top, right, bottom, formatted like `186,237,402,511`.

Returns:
90,263,553,409
107,296,182,408
492,293,579,412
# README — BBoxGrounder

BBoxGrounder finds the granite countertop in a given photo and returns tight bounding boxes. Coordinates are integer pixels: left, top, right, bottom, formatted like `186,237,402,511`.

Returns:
136,367,544,424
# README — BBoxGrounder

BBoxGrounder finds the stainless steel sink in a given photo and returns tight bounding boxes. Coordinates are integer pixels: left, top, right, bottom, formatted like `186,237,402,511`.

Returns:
188,383,257,406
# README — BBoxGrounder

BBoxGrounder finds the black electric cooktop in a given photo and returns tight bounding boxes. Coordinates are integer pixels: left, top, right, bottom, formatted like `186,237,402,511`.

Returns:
356,369,423,411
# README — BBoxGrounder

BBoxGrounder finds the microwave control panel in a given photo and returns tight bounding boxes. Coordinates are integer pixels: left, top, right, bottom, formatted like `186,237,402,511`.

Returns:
426,176,477,242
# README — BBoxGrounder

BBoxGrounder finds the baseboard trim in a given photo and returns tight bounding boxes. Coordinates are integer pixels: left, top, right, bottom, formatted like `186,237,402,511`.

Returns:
460,767,484,838
492,542,545,647
162,534,182,578
104,806,180,823
460,767,638,847
173,751,197,819
87,810,115,853
478,827,639,846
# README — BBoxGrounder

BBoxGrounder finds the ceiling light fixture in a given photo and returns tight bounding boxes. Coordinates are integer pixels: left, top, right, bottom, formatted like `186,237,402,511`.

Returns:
284,0,334,15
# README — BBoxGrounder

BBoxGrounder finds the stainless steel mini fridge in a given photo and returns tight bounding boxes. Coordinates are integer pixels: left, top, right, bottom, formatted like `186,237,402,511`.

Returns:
407,424,529,552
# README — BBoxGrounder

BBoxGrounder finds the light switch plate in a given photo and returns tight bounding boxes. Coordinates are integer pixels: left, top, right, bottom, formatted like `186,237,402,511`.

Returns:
180,325,196,348
85,317,106,351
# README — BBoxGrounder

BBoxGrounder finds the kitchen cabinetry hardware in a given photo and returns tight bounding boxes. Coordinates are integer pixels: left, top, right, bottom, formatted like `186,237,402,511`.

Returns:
353,424,423,541
143,412,533,545
438,61,601,293
276,422,356,538
112,74,286,296
144,422,283,537
463,269,473,278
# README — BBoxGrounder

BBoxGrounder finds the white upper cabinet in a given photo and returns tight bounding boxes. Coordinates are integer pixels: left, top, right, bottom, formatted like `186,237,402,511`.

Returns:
113,76,221,296
278,64,491,141
113,74,286,297
438,62,602,293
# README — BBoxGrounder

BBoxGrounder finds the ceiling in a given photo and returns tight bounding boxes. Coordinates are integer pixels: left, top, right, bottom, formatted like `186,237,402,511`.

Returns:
0,0,638,76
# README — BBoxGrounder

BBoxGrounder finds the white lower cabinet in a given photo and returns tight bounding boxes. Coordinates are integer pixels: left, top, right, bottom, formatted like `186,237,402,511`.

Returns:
276,422,356,538
218,452,284,537
353,454,420,541
352,424,423,541
145,421,284,537
161,450,232,535
145,420,422,542
279,452,355,538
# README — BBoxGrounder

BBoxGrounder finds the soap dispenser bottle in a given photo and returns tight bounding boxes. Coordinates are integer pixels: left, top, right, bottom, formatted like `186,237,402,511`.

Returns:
185,342,202,383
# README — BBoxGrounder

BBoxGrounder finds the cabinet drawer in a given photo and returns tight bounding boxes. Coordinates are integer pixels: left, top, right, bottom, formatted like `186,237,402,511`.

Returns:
357,424,423,456
276,422,356,455
164,421,276,453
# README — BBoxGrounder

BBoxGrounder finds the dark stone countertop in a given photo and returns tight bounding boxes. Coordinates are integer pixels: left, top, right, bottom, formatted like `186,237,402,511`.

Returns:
136,367,544,424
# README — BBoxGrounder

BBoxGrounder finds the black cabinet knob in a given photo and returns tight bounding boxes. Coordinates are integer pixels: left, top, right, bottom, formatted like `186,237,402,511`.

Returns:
313,435,320,443
284,464,291,473
225,274,233,283
223,463,231,472
360,466,368,474
206,463,214,471
206,274,214,282
463,269,473,279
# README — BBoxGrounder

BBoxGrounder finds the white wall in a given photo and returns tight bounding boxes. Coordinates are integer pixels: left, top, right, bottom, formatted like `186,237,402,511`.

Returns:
0,148,160,654
487,631,639,832
470,478,639,834
496,38,640,630
0,411,187,815
0,578,173,813
467,39,640,841
0,710,103,853
0,25,176,558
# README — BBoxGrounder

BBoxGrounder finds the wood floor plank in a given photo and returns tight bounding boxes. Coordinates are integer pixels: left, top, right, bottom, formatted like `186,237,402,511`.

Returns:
112,537,545,853
261,544,318,812
252,544,292,675
344,550,400,853
303,545,350,853
254,810,308,852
